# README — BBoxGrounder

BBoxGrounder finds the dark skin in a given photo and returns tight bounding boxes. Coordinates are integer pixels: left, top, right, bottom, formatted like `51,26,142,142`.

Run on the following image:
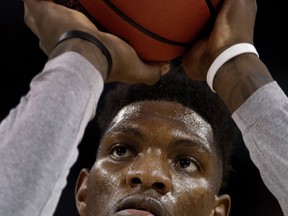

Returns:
182,0,274,112
23,0,170,84
76,101,230,216
23,0,275,215
24,0,274,112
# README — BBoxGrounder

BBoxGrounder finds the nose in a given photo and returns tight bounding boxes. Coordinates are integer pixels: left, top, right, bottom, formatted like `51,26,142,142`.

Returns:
126,154,172,194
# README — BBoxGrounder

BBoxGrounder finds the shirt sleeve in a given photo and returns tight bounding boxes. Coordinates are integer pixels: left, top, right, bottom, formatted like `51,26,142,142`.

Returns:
232,81,288,216
0,52,104,216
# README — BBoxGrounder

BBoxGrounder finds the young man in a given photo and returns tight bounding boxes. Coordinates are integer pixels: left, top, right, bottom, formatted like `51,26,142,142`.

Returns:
0,0,287,215
74,69,238,216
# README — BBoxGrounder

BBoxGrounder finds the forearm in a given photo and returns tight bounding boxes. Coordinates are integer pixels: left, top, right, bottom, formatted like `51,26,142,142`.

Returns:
213,52,288,214
0,52,104,216
213,54,274,113
232,82,288,216
50,38,108,79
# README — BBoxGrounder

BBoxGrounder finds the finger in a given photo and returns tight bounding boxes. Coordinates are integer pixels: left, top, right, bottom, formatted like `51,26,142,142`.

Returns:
138,62,171,85
23,0,40,13
24,0,53,25
182,41,208,80
24,3,40,37
39,41,49,56
24,0,53,10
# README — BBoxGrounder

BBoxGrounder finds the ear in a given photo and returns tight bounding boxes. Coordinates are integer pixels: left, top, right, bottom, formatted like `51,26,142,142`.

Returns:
75,168,90,216
210,194,231,216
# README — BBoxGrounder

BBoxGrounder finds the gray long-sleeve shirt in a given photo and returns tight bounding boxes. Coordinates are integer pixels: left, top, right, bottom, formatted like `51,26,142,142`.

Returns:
0,52,287,216
232,82,288,215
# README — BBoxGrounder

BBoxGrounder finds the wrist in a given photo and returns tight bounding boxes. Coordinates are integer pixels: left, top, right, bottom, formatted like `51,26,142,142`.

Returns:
49,36,109,80
213,54,274,112
207,43,259,92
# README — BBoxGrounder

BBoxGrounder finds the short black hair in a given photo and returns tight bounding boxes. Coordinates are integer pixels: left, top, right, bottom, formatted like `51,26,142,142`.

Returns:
96,66,238,189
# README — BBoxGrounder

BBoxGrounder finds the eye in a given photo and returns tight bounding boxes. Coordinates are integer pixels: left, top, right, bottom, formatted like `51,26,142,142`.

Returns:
110,145,134,159
176,158,199,173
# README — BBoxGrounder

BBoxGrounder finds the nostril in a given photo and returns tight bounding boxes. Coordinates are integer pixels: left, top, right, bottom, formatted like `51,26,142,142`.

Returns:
131,177,142,185
153,182,165,190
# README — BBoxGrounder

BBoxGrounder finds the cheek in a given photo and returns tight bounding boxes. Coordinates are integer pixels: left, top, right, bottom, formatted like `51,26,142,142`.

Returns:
85,160,124,215
163,178,216,215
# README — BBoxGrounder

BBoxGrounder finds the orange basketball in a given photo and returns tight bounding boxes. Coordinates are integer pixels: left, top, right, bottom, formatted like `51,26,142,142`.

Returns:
54,0,222,62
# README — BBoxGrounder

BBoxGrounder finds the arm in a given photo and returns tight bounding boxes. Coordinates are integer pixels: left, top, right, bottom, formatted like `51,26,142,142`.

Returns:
0,0,169,215
231,81,288,216
183,0,288,214
214,41,288,216
211,14,288,215
0,51,104,216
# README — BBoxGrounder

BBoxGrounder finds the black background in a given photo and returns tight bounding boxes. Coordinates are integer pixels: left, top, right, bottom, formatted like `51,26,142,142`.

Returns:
0,0,287,215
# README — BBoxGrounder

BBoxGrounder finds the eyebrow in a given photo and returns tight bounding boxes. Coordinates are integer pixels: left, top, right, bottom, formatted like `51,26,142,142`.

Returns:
169,138,212,155
106,125,144,140
106,125,212,154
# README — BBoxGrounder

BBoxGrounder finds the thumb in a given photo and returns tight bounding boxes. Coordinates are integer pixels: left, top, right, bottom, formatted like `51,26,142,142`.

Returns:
24,0,51,13
23,0,53,32
24,2,39,37
138,62,170,85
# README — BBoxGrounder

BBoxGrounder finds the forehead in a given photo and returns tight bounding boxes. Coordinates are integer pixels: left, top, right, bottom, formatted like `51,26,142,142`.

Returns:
112,101,209,125
109,100,214,149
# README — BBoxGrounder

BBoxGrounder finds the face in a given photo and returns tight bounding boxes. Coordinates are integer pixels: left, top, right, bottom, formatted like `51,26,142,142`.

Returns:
76,101,230,216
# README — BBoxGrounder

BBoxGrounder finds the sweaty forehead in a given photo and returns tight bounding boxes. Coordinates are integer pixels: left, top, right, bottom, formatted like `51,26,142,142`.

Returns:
111,102,143,124
110,101,213,140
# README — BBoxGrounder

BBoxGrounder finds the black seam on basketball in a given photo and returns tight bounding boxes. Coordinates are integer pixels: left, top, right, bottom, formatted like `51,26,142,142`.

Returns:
103,0,190,47
53,0,109,32
205,0,217,19
202,0,221,37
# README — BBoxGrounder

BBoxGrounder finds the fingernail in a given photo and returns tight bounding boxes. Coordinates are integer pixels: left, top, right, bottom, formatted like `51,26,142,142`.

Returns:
161,63,170,75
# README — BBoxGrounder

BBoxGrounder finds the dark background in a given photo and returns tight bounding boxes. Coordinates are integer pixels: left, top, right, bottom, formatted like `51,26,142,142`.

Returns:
0,0,287,215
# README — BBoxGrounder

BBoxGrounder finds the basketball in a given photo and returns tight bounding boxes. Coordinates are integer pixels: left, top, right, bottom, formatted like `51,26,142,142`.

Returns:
53,0,222,62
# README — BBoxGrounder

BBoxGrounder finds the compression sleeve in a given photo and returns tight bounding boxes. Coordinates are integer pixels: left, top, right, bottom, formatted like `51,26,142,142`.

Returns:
0,52,104,216
232,81,288,216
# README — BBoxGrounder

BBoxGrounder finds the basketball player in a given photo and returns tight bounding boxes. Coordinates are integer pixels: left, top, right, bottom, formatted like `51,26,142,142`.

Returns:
0,0,287,216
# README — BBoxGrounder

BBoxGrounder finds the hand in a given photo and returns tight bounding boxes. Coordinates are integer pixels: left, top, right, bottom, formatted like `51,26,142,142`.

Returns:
23,0,170,84
182,0,257,80
182,0,273,113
